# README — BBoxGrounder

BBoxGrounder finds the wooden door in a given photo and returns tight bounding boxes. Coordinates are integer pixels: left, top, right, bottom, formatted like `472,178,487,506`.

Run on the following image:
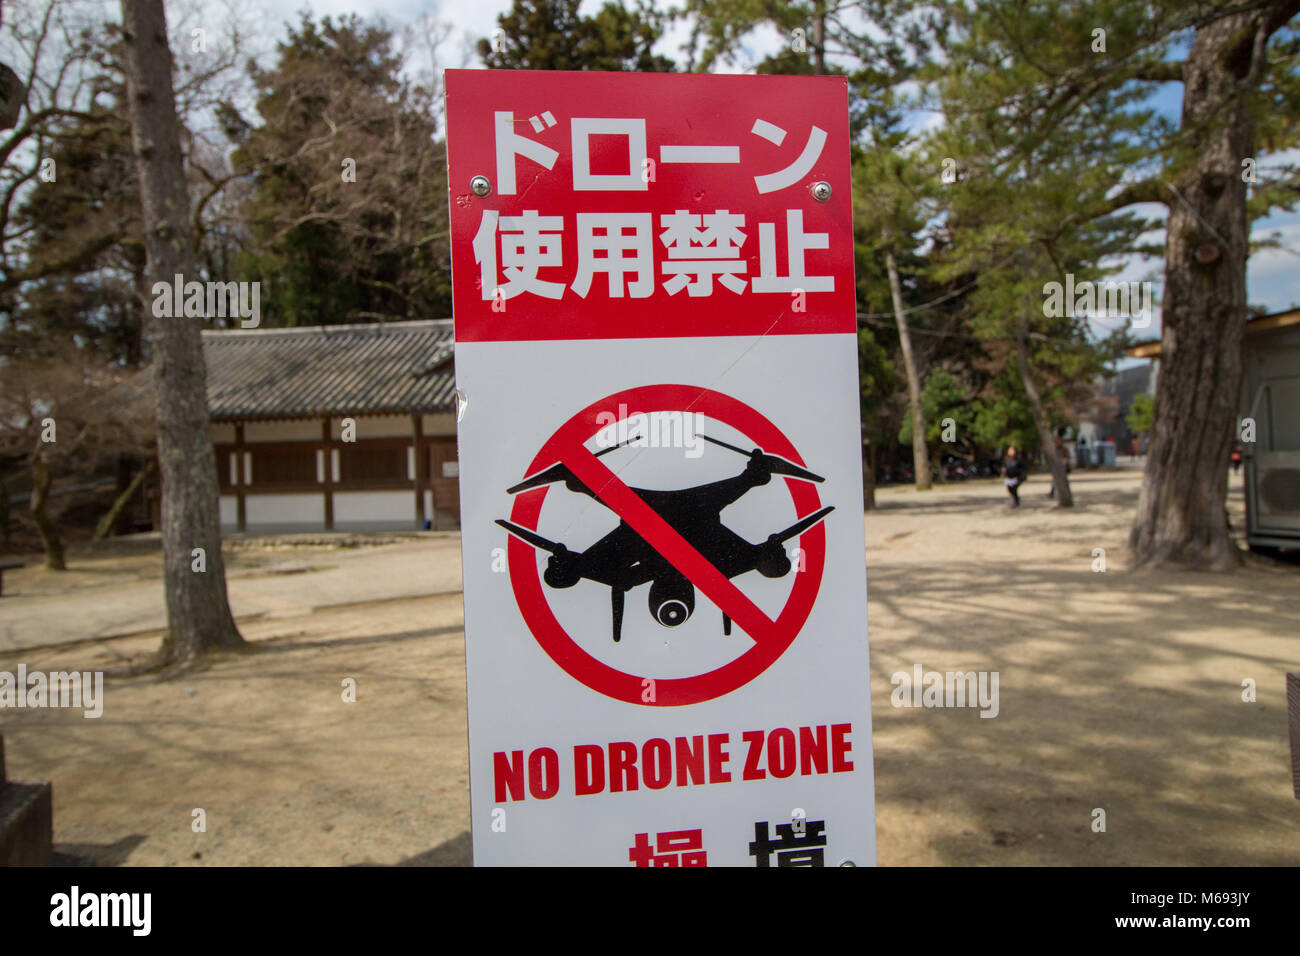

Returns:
427,439,461,529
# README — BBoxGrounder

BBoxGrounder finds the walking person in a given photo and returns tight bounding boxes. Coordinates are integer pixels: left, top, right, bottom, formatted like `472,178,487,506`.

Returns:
1004,446,1027,508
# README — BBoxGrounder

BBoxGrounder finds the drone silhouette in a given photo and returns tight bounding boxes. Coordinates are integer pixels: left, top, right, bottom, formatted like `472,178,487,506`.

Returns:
496,433,833,643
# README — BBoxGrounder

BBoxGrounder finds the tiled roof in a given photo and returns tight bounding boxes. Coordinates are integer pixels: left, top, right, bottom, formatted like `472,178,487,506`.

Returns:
202,320,455,421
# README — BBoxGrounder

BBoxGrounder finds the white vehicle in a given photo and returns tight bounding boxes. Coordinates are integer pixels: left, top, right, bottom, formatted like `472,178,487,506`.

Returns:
1241,313,1300,553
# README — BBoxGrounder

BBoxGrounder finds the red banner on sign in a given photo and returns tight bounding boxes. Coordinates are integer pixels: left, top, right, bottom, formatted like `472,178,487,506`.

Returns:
444,70,854,342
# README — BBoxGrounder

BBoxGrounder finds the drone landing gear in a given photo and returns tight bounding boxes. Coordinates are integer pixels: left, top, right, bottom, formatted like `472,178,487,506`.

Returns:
722,613,731,636
611,588,626,643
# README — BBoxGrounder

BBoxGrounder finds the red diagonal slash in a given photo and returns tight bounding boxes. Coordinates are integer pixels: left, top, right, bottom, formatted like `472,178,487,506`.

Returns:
560,441,782,646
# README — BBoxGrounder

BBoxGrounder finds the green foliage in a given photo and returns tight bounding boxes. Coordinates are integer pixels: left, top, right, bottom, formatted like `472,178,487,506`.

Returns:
1127,392,1154,436
858,326,893,428
684,0,932,137
898,367,967,445
229,14,451,327
479,0,675,71
915,2,1176,459
4,80,146,364
7,0,1292,520
968,366,1036,453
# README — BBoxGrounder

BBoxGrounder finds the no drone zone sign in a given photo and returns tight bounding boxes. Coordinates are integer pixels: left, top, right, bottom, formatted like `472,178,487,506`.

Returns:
445,69,876,867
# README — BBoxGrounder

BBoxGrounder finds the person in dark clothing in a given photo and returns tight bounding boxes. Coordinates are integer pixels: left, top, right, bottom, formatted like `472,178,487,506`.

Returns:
1003,446,1026,508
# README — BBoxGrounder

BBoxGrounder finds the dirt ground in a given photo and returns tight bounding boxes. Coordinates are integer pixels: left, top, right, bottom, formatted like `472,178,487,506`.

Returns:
2,467,1297,865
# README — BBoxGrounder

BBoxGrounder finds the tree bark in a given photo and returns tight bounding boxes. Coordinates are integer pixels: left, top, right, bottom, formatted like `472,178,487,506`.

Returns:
0,62,22,131
29,454,66,570
1127,6,1296,568
1016,319,1072,507
811,1,827,76
119,0,243,664
886,249,931,490
94,460,153,541
862,434,876,510
0,473,9,548
128,255,149,366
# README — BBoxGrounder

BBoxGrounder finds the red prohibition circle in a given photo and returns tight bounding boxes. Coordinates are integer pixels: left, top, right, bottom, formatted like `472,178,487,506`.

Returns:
506,384,826,706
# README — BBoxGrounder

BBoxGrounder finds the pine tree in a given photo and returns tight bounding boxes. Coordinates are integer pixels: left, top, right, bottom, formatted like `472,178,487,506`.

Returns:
229,14,450,326
931,0,1300,559
480,0,675,71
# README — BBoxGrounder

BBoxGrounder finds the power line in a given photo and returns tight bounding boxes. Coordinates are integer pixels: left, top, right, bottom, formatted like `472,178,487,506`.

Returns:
854,248,1024,319
857,311,1119,349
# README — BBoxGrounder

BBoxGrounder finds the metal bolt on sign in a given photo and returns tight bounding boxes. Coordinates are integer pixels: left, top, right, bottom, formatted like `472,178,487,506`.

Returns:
811,181,832,202
470,175,491,197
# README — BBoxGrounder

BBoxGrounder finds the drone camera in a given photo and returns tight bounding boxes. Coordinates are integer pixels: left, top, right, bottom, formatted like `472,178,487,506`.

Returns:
648,578,694,627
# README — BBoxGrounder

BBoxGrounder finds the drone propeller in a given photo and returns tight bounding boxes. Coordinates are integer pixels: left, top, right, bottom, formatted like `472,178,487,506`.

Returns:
508,463,566,495
504,433,642,495
495,519,567,555
700,434,750,457
764,457,825,483
769,506,835,545
700,434,826,483
594,432,642,457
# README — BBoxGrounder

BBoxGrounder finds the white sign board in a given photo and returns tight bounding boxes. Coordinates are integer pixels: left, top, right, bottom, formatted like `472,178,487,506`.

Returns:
447,69,876,866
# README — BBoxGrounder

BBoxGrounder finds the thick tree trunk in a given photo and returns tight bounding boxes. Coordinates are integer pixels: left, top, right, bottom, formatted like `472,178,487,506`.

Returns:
120,0,243,664
811,2,827,75
0,473,10,548
1016,320,1072,507
862,435,876,510
0,5,23,131
128,256,149,366
886,249,931,490
29,455,66,570
1127,8,1292,569
0,62,22,131
94,460,153,541
879,412,898,483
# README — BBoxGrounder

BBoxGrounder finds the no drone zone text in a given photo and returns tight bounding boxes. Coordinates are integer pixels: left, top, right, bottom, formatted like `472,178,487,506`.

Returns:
494,723,855,801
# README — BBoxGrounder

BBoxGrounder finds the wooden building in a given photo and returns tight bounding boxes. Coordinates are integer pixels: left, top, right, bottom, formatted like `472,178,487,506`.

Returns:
203,320,460,534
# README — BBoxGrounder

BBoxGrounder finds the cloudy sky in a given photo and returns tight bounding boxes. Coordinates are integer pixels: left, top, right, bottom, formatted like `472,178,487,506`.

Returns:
244,0,1298,321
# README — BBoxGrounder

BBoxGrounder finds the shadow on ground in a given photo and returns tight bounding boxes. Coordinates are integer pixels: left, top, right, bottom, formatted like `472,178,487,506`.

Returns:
352,830,473,867
53,835,148,866
865,550,1300,865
